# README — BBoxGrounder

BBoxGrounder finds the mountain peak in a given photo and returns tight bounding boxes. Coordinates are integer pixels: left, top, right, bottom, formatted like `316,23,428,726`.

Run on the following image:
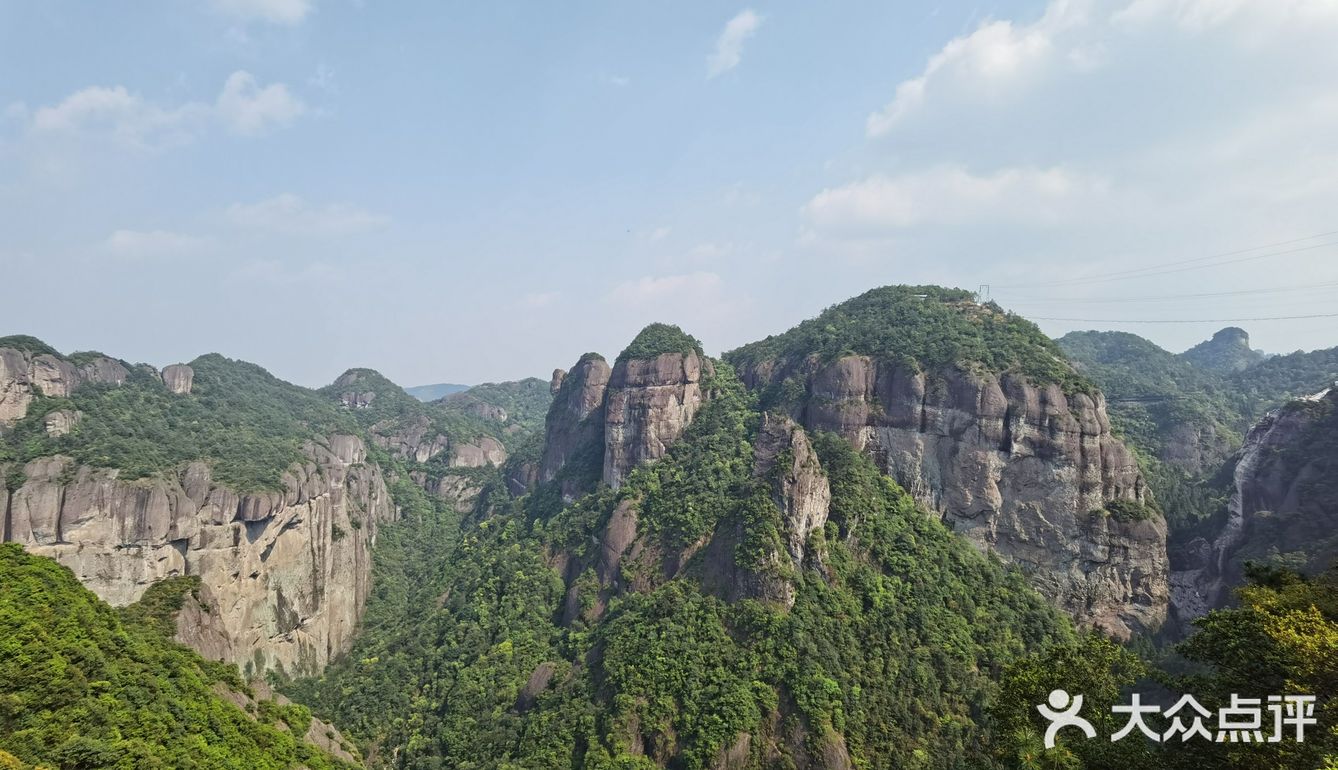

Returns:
1181,326,1266,373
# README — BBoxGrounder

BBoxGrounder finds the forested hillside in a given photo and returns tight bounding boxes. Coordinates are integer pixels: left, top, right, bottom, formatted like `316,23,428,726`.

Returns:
0,544,360,770
287,356,1074,768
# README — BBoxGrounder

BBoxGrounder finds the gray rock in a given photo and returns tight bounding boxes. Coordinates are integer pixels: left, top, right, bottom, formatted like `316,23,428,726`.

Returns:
603,351,710,489
162,363,194,395
739,355,1168,639
2,433,395,677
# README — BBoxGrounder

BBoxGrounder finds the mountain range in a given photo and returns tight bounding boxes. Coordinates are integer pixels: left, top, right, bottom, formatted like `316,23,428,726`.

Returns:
1,286,1334,769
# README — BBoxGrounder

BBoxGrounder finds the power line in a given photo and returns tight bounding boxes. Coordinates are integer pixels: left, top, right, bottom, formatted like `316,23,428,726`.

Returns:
993,229,1338,289
1029,312,1338,324
999,280,1338,304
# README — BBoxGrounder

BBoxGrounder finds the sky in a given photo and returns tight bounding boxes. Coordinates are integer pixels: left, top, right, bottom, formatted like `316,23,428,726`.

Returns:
2,0,1337,388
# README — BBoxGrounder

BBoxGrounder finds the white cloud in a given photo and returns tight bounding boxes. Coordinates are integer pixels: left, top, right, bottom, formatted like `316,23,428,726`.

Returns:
804,166,1107,234
866,3,1081,136
520,291,560,308
103,229,208,259
226,193,389,236
22,71,305,147
212,0,314,25
215,71,306,136
649,226,672,241
607,272,724,305
707,9,763,78
866,0,1338,138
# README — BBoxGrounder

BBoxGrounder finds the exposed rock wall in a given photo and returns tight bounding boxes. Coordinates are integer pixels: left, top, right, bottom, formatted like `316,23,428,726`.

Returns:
739,355,1168,639
538,355,610,498
1,434,394,677
603,351,709,488
1171,387,1338,625
0,347,129,426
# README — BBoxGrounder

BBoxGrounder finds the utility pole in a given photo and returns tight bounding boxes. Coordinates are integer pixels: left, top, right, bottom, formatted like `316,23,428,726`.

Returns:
976,284,991,303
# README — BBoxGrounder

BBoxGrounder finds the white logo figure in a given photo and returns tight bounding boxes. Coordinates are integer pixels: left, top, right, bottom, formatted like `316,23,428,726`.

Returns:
1037,689,1096,749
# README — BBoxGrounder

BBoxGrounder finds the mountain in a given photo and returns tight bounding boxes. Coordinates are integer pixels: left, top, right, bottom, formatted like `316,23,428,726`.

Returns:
1179,326,1268,373
1173,386,1338,622
403,382,470,402
287,320,1075,768
727,287,1167,639
0,543,360,769
5,290,1334,769
1,345,395,678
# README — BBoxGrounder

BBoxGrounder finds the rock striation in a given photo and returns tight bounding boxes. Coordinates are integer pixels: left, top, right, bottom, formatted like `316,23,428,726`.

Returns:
0,346,129,426
1171,386,1338,625
603,350,710,488
538,354,611,499
737,355,1168,639
162,363,194,395
1,434,394,677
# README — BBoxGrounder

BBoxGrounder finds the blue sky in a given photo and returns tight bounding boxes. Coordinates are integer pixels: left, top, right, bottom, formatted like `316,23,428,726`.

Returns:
3,0,1337,387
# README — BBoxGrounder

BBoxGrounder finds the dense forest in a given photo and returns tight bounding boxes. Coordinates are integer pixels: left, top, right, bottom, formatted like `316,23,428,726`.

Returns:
0,544,358,770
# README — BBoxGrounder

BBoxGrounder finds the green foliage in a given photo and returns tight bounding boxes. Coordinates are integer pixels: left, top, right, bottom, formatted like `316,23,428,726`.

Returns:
1164,562,1338,769
1100,499,1161,523
291,358,1072,769
1,353,357,491
991,635,1153,770
728,285,1092,393
616,323,703,363
0,544,355,770
0,335,61,357
441,378,553,436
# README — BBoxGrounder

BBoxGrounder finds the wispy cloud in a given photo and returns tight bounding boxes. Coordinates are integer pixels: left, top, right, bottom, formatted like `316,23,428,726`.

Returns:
212,0,314,25
607,271,723,305
20,71,305,148
102,229,209,259
804,165,1108,234
707,9,763,78
226,193,389,236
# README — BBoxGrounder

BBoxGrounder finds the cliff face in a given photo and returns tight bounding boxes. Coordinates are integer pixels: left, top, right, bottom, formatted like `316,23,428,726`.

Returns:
1172,387,1338,624
738,355,1168,639
0,347,129,426
539,354,610,499
603,351,710,488
1,434,393,677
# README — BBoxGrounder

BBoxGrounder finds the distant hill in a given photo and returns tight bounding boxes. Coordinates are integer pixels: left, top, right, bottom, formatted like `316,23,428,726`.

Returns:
404,382,470,401
1179,326,1268,373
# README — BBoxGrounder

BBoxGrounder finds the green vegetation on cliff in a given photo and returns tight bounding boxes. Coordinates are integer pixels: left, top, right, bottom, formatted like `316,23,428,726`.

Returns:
0,544,357,770
616,323,704,363
0,353,355,491
289,363,1072,768
992,563,1338,769
727,285,1091,391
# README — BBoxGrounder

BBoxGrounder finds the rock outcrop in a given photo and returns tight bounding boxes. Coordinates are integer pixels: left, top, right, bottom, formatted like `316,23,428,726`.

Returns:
603,351,710,488
538,354,610,498
753,413,830,572
0,346,129,426
1171,386,1338,625
1180,326,1267,374
737,355,1168,639
1,434,394,677
162,363,194,395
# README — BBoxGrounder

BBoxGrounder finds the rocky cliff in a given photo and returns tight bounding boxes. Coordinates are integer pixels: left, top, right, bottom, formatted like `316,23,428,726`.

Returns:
538,353,610,499
2,434,394,677
0,342,129,426
1171,386,1338,623
727,287,1169,639
603,349,710,488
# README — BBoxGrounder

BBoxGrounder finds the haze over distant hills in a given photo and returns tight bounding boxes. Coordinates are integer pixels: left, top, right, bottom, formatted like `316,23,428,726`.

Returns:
403,382,471,402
